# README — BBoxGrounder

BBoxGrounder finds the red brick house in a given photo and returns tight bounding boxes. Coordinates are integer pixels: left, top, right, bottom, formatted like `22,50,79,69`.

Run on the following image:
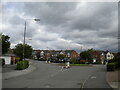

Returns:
33,50,79,60
63,50,79,59
91,51,101,63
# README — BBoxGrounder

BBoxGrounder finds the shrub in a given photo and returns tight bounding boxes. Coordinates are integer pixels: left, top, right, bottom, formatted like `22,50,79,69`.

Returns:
15,57,20,64
16,60,29,70
53,59,59,63
80,60,87,64
108,60,114,63
40,58,45,61
114,62,119,68
93,61,101,64
107,63,115,71
70,58,78,64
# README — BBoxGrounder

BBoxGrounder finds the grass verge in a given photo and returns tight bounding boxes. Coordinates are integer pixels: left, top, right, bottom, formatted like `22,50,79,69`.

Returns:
58,63,91,66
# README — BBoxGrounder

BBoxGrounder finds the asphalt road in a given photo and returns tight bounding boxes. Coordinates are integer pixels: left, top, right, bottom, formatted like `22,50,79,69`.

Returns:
2,64,16,73
2,59,112,89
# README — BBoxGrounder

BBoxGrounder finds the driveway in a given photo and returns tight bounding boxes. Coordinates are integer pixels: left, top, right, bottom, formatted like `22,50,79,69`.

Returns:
2,64,16,73
3,59,112,88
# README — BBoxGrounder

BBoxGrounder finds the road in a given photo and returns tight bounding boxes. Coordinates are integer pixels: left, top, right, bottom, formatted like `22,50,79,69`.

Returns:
2,64,16,73
2,59,112,89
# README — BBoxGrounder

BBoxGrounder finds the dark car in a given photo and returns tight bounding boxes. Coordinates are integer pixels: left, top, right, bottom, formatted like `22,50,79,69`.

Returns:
0,58,5,66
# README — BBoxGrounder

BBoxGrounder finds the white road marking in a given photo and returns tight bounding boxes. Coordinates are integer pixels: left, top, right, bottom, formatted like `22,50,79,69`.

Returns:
91,76,96,79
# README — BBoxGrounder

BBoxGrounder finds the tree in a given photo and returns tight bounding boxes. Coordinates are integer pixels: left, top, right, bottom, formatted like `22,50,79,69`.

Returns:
1,34,11,54
57,54,65,60
70,58,78,64
80,48,94,63
113,52,120,67
13,43,33,59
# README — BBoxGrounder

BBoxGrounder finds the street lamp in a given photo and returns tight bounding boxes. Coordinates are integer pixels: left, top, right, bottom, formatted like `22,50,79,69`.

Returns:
23,18,40,60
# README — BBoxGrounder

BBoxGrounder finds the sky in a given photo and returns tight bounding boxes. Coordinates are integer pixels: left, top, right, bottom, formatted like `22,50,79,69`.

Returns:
1,1,119,53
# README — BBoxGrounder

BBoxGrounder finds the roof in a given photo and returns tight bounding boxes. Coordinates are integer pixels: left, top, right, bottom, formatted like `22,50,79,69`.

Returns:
3,54,16,56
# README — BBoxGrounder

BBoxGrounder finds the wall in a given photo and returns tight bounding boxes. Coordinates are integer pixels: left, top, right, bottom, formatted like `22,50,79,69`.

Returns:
2,56,11,64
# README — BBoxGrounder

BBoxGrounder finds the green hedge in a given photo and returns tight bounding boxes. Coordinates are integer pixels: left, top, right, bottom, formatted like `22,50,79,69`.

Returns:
114,62,119,68
15,57,20,64
107,63,115,71
70,58,78,64
16,60,29,70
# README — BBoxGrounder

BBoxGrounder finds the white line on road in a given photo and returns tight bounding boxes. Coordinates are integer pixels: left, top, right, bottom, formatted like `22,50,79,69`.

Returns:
91,76,96,79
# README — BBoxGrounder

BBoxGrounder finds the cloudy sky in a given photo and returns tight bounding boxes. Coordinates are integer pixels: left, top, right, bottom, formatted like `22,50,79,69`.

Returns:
1,1,118,52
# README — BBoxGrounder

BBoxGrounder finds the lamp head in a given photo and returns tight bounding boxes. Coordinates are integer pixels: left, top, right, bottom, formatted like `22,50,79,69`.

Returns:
34,19,40,21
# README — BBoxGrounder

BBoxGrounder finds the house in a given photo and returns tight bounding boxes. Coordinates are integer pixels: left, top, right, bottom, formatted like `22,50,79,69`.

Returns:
1,54,16,64
91,51,101,63
33,49,79,60
91,50,114,64
33,50,47,60
91,50,106,64
65,50,79,59
105,51,114,61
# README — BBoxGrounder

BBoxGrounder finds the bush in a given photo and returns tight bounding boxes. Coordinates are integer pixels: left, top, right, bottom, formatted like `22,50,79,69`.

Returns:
40,58,45,61
108,60,114,63
16,60,29,70
114,62,119,68
53,59,59,63
107,63,115,71
15,57,20,64
70,58,79,64
93,61,101,64
80,60,87,64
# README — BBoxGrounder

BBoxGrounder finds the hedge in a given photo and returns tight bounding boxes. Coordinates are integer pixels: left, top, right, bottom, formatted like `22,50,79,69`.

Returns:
70,58,78,64
16,60,29,70
15,57,20,64
107,63,115,71
114,62,119,68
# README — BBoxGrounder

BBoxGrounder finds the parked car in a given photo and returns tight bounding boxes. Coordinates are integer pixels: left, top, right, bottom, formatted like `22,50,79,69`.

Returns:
0,58,5,66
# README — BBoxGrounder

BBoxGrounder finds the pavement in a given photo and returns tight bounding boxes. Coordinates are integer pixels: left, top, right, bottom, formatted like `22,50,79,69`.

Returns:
2,60,36,80
106,69,120,90
2,64,17,73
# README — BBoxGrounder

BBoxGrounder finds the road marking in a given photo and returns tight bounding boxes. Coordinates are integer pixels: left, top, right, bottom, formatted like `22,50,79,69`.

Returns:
91,76,96,79
81,79,87,89
60,69,63,71
50,67,69,77
81,74,93,89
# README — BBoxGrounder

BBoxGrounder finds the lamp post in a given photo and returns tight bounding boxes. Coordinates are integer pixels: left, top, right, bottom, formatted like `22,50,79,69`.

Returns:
23,18,40,60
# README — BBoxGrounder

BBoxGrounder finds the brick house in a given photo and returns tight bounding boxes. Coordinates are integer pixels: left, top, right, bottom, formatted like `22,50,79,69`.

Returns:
33,50,51,60
91,50,114,64
65,50,79,59
33,50,79,60
91,51,101,63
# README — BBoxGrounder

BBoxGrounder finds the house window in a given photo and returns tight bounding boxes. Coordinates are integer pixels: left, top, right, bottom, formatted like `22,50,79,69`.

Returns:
40,51,44,56
108,55,110,57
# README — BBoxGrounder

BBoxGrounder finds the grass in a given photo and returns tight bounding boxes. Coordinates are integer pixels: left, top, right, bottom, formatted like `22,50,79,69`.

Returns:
58,63,91,66
70,64,90,66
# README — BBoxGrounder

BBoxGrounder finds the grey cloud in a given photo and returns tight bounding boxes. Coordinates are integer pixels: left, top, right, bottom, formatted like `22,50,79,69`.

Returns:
8,15,24,26
23,2,77,26
65,3,117,31
2,2,118,52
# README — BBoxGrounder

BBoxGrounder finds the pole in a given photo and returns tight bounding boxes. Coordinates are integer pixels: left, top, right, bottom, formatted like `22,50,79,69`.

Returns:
22,18,40,61
23,21,26,60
